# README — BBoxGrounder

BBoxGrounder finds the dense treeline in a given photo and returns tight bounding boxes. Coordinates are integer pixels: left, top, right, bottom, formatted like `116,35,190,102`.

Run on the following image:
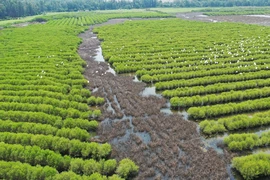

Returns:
0,0,158,19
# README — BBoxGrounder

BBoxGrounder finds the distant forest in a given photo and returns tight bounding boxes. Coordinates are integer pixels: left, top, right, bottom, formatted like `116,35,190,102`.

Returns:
1,0,270,19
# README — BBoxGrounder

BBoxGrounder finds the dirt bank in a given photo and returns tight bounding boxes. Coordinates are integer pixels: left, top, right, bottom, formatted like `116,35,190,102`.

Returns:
78,19,229,179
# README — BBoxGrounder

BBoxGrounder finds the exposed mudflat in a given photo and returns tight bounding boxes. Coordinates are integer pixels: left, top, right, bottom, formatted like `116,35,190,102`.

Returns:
78,18,230,179
176,12,270,26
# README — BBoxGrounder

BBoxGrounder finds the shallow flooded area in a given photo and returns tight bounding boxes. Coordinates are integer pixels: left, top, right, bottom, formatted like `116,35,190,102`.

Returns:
77,18,259,179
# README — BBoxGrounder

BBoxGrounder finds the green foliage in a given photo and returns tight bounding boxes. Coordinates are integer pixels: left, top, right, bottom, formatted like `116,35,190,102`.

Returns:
224,131,270,151
50,171,112,180
103,160,117,176
32,17,47,23
53,171,81,180
0,12,148,179
0,120,58,135
95,18,270,179
70,158,85,174
199,120,226,134
188,97,270,119
163,79,270,98
0,161,58,180
83,159,102,175
63,118,98,131
116,158,139,179
0,2,172,20
0,132,111,159
87,96,105,106
0,141,116,176
156,70,270,91
4,6,270,179
200,110,270,134
56,127,90,141
0,142,70,171
171,87,270,108
0,161,122,180
108,175,124,180
0,110,62,126
232,153,270,180
202,7,270,16
187,107,205,119
95,19,270,124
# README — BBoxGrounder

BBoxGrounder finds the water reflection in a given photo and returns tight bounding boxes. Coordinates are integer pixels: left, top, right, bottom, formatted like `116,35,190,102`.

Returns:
106,65,116,76
140,86,162,98
135,132,151,145
133,75,141,82
94,46,104,62
93,46,116,75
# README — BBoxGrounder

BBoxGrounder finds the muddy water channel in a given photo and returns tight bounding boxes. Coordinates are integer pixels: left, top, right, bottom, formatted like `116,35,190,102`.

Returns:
78,19,230,179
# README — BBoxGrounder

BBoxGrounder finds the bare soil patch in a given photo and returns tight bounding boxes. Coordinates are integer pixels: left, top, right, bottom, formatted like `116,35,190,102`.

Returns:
78,19,230,179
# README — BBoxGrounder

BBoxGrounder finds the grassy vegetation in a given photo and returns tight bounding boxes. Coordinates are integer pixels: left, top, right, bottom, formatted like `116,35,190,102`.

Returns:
94,9,150,13
197,6,270,16
150,7,207,13
0,10,170,179
0,9,172,27
1,7,270,179
151,6,270,16
224,131,270,151
94,18,270,179
200,110,270,135
0,12,68,26
232,153,270,180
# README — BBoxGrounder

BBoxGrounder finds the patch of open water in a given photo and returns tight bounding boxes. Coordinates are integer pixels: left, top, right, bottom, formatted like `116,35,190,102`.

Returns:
135,132,151,145
140,86,162,98
133,75,141,82
94,46,104,62
93,46,116,75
